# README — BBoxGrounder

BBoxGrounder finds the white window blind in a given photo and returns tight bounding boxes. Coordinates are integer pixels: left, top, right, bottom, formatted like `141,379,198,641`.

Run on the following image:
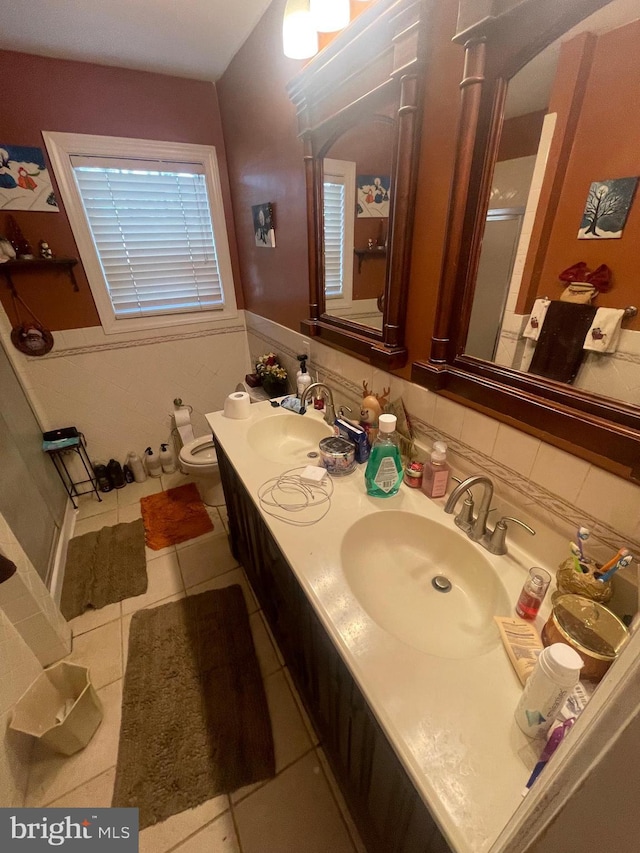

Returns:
323,180,346,299
71,156,223,319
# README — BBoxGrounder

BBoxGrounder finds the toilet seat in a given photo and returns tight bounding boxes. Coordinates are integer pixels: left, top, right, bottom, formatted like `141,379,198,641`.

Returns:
179,436,217,466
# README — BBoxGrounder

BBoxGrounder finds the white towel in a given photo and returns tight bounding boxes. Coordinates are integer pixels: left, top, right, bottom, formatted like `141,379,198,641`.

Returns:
523,298,550,340
583,308,625,353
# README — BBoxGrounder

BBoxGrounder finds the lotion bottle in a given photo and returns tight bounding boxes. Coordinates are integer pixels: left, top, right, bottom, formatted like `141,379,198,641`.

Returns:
364,413,402,498
126,451,147,483
422,441,450,499
296,355,312,399
159,443,177,474
145,446,162,478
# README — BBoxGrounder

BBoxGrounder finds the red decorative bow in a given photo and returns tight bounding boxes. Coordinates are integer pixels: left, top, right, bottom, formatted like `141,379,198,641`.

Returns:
558,262,611,292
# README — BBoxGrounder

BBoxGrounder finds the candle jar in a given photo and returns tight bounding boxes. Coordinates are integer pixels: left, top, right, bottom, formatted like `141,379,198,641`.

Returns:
403,461,424,489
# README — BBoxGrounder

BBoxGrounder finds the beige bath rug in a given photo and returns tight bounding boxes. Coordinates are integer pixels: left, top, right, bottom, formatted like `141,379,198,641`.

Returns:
140,482,213,550
60,519,147,620
112,585,275,829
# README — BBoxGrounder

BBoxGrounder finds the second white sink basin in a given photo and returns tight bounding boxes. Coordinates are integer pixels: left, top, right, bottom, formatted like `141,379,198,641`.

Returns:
247,413,333,464
341,511,511,659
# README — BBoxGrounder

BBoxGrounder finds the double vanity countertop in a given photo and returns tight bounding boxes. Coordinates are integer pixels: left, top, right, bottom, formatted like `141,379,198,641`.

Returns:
207,401,554,853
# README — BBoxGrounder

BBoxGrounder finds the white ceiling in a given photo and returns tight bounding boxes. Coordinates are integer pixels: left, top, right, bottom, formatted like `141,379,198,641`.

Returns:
0,0,273,81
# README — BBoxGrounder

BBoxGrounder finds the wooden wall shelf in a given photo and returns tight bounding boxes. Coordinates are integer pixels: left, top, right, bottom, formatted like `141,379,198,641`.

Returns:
0,258,79,294
354,247,387,273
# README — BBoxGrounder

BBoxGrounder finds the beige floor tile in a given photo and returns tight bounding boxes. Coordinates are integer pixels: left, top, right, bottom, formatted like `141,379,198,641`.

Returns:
139,795,229,853
187,568,258,614
69,602,121,637
217,504,229,531
76,491,118,520
234,751,355,853
177,532,238,590
316,748,367,853
121,552,184,615
160,470,192,492
26,679,123,807
68,618,122,689
249,611,281,679
264,669,313,773
145,541,177,562
73,510,119,537
117,478,162,506
118,502,142,524
47,766,116,808
121,592,186,666
283,667,320,746
260,611,285,667
172,811,240,853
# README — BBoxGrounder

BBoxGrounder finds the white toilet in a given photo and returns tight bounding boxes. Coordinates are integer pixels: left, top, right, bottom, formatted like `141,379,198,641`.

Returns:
174,406,224,506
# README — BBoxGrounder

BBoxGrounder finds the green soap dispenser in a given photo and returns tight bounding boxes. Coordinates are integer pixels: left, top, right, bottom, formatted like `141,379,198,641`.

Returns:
364,413,403,497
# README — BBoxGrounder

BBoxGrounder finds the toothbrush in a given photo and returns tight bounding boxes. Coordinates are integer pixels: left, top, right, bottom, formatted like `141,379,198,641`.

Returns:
598,548,630,576
576,526,590,559
597,553,633,583
569,542,587,573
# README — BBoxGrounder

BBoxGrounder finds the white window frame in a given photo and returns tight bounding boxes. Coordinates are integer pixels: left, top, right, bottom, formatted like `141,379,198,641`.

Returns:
323,158,356,308
43,131,238,334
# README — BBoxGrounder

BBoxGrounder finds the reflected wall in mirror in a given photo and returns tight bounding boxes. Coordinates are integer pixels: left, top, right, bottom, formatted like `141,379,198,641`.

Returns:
322,115,395,332
414,0,640,479
465,0,640,403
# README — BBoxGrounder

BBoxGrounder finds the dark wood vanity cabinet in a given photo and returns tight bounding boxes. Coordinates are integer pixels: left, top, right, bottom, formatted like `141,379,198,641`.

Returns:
216,443,451,853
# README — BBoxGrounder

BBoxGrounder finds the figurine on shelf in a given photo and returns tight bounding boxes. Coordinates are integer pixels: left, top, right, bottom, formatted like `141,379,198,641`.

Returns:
39,240,54,259
6,215,34,259
0,235,16,263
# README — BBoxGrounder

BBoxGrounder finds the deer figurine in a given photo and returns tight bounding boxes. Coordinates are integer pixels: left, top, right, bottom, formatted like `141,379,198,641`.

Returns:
360,381,390,439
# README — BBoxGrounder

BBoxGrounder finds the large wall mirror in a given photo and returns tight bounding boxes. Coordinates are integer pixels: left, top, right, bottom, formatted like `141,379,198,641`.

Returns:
287,0,426,369
413,0,640,480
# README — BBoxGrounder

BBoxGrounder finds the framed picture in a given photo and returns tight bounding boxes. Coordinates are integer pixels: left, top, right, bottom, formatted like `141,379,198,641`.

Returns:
578,177,638,239
252,202,276,248
356,175,390,218
0,144,59,212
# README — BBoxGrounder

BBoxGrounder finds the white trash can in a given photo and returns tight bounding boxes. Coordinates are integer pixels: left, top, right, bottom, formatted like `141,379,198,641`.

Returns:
10,661,103,755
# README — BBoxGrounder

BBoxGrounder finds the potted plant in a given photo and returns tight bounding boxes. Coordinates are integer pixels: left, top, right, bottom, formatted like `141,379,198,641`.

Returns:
256,352,288,398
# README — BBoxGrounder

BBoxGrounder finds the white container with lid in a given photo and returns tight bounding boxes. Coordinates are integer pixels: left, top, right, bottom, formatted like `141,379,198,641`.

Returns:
515,643,583,737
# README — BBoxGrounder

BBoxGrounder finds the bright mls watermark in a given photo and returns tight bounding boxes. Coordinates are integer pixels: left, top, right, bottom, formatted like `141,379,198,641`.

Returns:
0,809,138,850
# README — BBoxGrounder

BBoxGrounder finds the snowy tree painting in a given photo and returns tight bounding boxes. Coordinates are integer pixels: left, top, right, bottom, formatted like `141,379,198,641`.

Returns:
578,177,637,239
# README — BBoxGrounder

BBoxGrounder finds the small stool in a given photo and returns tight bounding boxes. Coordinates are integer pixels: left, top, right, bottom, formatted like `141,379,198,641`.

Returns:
43,427,101,509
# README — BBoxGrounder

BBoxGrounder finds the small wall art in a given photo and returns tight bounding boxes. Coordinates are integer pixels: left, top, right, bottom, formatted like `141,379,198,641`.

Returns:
0,144,59,212
357,175,390,218
578,177,638,239
252,202,276,248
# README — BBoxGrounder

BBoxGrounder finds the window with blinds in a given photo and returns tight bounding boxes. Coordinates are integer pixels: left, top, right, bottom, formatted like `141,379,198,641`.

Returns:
71,156,224,319
323,179,346,300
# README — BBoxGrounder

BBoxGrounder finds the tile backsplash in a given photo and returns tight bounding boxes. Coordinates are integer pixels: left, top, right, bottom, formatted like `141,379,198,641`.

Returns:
245,311,640,616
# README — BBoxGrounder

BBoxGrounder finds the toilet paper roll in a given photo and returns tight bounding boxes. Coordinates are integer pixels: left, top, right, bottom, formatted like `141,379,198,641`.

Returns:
174,406,192,428
224,391,251,419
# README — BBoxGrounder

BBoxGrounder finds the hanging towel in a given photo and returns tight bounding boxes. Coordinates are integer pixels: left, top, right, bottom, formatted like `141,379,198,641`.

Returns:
583,308,625,353
523,298,551,341
528,301,597,383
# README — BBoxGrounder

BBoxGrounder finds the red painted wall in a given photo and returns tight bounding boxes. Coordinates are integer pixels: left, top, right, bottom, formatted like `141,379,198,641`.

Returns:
0,50,242,330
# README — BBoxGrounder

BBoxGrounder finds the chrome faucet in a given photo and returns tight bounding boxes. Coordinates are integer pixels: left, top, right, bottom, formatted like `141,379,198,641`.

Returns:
444,474,535,554
445,475,495,542
300,382,336,426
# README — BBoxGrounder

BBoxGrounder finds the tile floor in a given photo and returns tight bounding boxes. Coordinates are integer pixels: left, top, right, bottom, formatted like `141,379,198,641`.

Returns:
24,472,365,853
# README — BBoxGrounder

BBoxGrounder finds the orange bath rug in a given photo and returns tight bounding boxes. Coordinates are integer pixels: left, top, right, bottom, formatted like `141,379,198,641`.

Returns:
141,483,213,550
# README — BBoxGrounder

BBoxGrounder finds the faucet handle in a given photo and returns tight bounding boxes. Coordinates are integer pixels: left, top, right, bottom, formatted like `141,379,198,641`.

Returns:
488,516,536,555
450,477,475,531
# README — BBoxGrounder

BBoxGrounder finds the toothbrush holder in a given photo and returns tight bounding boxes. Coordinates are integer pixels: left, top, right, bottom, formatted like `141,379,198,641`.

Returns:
555,557,613,605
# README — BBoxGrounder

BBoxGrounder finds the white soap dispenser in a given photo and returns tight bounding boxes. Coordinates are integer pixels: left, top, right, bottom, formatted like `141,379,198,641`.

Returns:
159,443,177,474
296,354,312,398
126,450,147,483
145,446,162,478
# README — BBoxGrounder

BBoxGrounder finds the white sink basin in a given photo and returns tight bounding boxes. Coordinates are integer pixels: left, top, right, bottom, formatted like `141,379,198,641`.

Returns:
247,413,333,464
341,512,511,659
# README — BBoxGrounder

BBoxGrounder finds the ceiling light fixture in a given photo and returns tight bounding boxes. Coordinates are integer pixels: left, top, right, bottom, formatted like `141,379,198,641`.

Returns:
283,0,319,60
310,0,350,33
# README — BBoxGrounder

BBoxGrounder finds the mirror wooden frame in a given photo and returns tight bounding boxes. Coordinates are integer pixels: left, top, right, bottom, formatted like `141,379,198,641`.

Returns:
287,0,427,370
411,0,640,481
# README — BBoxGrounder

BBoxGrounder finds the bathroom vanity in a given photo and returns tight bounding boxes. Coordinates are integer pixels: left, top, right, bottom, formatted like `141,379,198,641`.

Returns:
207,403,551,853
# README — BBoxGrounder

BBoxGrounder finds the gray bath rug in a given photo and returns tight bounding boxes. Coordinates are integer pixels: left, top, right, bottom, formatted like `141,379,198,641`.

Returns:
112,585,275,829
60,519,147,620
